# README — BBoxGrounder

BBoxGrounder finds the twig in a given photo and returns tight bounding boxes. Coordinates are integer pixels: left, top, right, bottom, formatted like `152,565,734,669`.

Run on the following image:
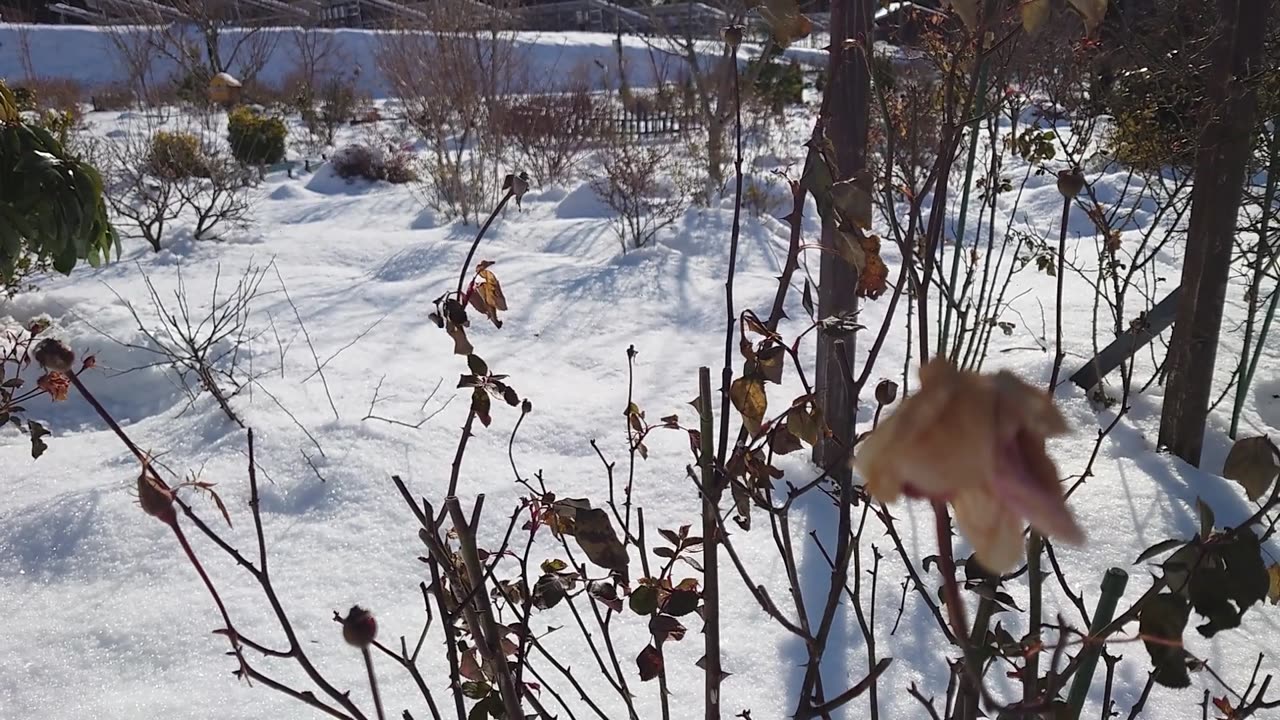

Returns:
303,312,388,383
801,659,893,720
273,264,340,421
363,376,452,429
456,189,516,295
249,377,327,458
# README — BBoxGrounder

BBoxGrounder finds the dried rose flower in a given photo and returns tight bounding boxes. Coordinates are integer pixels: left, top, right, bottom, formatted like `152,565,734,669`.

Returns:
33,338,75,372
37,372,71,402
854,359,1084,573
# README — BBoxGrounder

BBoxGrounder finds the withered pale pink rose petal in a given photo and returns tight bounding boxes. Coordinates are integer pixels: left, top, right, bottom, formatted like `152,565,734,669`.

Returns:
854,359,1084,573
990,430,1085,545
952,486,1025,574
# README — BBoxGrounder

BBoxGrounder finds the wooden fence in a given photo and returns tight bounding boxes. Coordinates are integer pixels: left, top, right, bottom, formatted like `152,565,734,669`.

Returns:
493,94,703,141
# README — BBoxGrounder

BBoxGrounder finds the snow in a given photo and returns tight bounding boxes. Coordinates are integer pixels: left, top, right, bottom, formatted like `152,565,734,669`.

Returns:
3,22,1280,720
0,23,826,98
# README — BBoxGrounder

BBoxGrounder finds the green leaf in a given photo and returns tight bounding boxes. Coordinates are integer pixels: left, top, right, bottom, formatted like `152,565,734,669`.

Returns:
630,585,659,615
648,614,687,644
1139,593,1191,688
533,574,566,610
472,387,492,427
662,588,699,617
461,681,492,700
540,558,568,574
769,424,804,456
1135,539,1185,564
1195,497,1214,538
1190,529,1269,638
28,420,49,459
636,644,663,682
467,354,489,377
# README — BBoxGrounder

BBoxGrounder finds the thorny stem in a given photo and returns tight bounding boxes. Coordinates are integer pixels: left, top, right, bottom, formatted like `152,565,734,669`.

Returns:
1024,531,1043,706
796,341,857,717
72,375,369,719
69,374,250,681
635,512,673,720
764,180,806,333
456,189,515,296
931,500,988,717
445,498,524,720
698,367,723,720
717,37,745,472
361,647,387,720
624,346,639,539
426,556,467,720
801,658,893,720
1049,192,1072,389
446,409,477,499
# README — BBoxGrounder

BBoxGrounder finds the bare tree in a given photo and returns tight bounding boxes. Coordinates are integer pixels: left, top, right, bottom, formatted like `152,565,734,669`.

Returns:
177,153,257,241
376,0,521,223
1159,0,1272,465
88,132,185,252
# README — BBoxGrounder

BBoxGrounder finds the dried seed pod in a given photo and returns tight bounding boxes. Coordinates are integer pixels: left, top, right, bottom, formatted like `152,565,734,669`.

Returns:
342,605,378,647
33,338,75,372
875,379,899,406
723,25,744,49
1057,167,1086,199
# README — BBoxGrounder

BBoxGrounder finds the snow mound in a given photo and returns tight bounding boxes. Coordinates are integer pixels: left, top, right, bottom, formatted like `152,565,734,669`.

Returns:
555,182,611,219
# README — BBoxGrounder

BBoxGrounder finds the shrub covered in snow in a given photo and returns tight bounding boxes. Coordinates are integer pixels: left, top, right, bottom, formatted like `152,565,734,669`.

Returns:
329,143,418,184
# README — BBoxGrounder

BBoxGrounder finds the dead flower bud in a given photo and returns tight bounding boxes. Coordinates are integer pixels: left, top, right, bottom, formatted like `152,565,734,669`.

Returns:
137,467,176,524
1057,167,1085,199
37,372,71,401
33,338,75,372
853,359,1084,573
723,25,745,49
503,171,530,208
342,605,378,647
874,379,899,406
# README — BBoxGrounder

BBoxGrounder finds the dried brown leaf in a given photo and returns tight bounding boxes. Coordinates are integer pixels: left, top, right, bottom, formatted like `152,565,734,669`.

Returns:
574,508,630,581
1223,436,1279,502
730,376,768,435
1019,0,1050,33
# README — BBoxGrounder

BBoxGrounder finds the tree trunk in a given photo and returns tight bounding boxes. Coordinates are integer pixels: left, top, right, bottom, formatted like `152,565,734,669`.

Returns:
1158,0,1270,466
813,0,873,472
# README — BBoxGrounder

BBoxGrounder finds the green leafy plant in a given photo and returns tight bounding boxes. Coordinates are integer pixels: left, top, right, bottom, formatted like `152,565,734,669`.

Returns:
0,80,117,281
748,46,804,114
227,106,286,166
146,130,210,179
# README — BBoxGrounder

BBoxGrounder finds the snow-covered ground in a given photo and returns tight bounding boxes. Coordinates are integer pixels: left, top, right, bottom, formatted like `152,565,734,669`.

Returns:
3,23,1280,720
